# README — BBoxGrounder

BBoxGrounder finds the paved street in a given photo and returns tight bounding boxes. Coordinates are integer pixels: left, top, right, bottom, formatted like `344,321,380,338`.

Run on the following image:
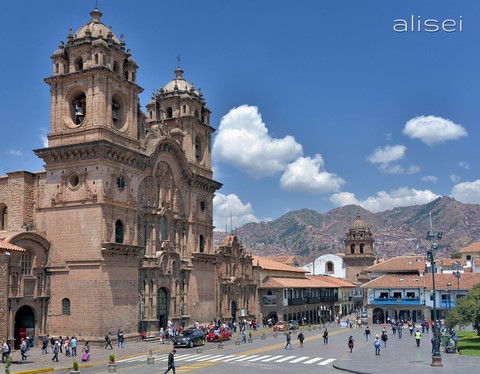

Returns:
7,324,479,374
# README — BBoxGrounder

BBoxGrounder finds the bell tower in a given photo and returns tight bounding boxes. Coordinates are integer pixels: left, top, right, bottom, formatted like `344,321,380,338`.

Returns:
34,7,145,338
46,7,144,150
343,215,376,282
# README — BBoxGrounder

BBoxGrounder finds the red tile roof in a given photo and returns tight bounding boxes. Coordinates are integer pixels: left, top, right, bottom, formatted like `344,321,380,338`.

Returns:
253,256,307,273
366,256,425,273
362,272,480,290
459,242,480,254
0,241,26,252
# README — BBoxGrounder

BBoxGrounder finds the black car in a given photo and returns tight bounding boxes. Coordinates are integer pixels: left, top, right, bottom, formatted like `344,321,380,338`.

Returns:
288,320,300,330
172,329,206,348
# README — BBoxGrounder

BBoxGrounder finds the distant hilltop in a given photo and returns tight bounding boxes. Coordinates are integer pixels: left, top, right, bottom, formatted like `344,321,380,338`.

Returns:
214,197,480,264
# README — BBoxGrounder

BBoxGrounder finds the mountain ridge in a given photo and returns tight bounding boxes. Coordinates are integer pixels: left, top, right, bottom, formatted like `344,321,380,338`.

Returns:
214,197,480,264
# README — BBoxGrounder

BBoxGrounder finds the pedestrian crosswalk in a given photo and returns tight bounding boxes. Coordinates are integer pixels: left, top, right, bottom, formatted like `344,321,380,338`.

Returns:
117,352,336,366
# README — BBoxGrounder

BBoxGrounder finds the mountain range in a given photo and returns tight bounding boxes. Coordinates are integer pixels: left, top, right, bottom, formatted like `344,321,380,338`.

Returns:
214,197,480,265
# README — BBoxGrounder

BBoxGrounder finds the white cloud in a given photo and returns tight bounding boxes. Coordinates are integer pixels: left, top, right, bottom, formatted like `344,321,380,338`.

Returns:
367,145,406,164
212,105,303,178
421,175,438,183
213,192,271,231
330,187,440,213
406,165,421,174
449,174,460,183
6,149,22,157
40,128,48,147
458,161,470,170
402,115,467,146
280,154,345,193
367,144,418,175
451,180,480,204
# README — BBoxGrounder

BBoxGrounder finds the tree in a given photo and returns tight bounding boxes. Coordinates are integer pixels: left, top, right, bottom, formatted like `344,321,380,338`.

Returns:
450,252,461,259
447,283,480,335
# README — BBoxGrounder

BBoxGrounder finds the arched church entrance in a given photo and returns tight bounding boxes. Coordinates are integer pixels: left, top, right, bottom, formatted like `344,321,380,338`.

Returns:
157,288,168,330
14,305,35,349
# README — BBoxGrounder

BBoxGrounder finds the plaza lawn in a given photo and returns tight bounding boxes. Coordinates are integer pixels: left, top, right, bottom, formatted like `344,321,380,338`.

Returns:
457,331,480,356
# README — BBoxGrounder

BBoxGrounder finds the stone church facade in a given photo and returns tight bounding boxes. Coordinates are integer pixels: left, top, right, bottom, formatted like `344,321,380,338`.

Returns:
0,7,257,346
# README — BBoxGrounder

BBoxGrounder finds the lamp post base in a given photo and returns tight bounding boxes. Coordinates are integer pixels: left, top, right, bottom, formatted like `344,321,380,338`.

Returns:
431,356,443,367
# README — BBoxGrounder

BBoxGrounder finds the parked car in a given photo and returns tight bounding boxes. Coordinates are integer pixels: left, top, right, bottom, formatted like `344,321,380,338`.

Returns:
172,329,206,348
360,311,368,324
288,320,300,330
273,321,288,331
206,327,232,342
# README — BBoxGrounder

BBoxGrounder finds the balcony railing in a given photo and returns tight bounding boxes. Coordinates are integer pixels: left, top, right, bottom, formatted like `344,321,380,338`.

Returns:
288,297,305,306
372,297,421,306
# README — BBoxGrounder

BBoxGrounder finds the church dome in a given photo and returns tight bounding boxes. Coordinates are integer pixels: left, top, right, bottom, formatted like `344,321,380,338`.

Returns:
162,68,198,95
349,215,369,231
75,8,120,45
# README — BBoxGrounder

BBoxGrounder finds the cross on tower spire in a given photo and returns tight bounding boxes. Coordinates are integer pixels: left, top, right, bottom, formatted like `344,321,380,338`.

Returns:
176,54,182,68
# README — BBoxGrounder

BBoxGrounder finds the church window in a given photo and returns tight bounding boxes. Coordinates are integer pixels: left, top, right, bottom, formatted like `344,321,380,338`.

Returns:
132,72,135,82
95,54,99,64
360,243,365,254
326,261,334,273
55,63,59,73
69,174,79,188
194,109,199,119
195,136,202,161
74,57,83,71
0,205,7,230
21,253,32,275
112,100,120,126
71,93,86,125
62,298,71,315
183,105,186,114
166,107,173,118
115,220,124,244
113,61,119,73
124,70,129,80
199,235,205,253
350,244,355,254
160,216,167,241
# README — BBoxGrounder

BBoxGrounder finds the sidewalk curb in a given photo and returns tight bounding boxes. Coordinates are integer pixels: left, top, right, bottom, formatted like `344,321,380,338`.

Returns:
13,368,54,374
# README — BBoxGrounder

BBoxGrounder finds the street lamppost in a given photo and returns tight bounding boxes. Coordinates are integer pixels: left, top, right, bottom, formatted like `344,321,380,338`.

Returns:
454,262,462,330
426,212,443,367
446,281,452,319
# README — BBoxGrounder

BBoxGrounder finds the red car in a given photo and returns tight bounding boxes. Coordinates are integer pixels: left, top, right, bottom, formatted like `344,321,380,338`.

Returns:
206,328,232,342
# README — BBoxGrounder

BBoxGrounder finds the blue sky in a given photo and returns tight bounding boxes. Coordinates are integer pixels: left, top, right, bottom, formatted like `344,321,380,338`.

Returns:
1,0,480,231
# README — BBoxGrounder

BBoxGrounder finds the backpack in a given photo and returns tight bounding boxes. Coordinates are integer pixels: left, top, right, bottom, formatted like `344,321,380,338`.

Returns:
105,335,109,341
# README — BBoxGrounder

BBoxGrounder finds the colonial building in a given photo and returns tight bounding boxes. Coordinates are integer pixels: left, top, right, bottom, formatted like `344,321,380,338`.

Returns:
0,7,257,347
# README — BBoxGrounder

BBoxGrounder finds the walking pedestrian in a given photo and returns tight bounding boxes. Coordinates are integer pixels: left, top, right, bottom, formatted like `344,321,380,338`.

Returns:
42,335,48,354
70,336,77,356
52,340,60,362
347,335,354,353
297,331,305,348
381,331,388,348
323,328,329,344
374,335,381,356
164,349,176,374
364,326,371,341
241,329,247,343
285,331,293,350
20,338,28,360
415,329,422,347
104,332,113,350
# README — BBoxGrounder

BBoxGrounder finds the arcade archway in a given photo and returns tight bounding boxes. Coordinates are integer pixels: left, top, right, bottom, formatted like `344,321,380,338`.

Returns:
14,305,35,349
